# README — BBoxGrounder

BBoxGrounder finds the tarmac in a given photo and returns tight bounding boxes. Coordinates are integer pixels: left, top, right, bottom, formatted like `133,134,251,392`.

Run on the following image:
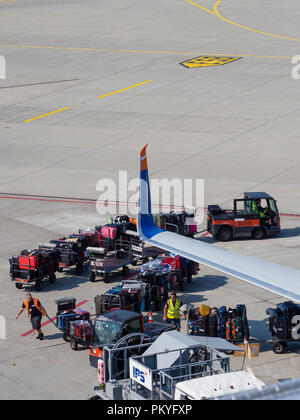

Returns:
0,0,300,400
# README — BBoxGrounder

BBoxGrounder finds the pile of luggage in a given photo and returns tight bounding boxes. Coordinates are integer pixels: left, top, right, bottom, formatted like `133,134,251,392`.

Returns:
56,297,91,343
267,301,300,348
188,304,249,340
153,210,197,237
95,280,147,316
9,247,60,290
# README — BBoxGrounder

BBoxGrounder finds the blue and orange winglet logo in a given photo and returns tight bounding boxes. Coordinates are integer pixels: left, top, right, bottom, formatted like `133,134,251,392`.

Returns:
140,144,148,172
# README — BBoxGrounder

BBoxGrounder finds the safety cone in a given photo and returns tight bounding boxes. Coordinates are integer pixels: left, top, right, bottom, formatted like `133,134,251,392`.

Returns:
149,312,153,323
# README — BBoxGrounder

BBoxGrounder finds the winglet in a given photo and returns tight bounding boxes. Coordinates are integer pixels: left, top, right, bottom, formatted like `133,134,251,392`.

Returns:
138,145,162,241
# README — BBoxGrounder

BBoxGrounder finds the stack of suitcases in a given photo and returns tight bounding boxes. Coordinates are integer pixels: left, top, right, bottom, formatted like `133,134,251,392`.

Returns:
56,297,90,336
267,301,300,341
188,304,250,341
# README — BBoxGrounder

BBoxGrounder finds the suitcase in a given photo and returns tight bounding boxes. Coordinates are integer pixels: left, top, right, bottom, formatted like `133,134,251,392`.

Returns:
161,255,181,271
282,301,300,316
217,306,227,339
101,225,118,239
198,316,207,336
56,297,76,313
199,304,211,317
95,296,102,315
226,309,237,340
207,314,218,337
273,315,289,340
276,302,289,316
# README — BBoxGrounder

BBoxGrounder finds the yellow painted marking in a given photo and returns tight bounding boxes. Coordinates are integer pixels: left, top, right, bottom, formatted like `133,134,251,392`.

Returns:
185,0,214,15
214,0,300,42
24,107,70,123
0,43,293,60
98,80,152,99
181,55,241,68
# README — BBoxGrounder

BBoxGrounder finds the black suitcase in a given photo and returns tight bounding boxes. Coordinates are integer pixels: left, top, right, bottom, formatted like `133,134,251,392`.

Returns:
56,297,76,313
273,315,289,340
198,316,207,336
207,315,218,337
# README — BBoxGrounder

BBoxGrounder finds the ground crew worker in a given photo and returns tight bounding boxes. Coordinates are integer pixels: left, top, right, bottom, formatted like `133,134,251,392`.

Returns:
16,293,46,340
163,291,182,332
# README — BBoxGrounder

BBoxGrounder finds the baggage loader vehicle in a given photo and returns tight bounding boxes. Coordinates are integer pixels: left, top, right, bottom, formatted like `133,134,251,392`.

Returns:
207,192,280,241
9,246,59,291
87,240,133,283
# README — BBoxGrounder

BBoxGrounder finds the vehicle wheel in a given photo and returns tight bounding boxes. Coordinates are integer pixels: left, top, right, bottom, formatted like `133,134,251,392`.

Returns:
217,226,233,242
63,333,71,342
70,338,78,351
75,264,83,275
58,267,63,273
142,257,149,264
49,274,56,284
35,281,42,291
90,272,96,282
273,342,287,354
103,274,109,283
131,259,138,267
122,266,130,276
252,227,266,240
15,283,23,290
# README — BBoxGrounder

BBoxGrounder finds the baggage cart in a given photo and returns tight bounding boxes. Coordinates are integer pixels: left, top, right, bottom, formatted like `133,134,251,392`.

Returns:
50,236,86,274
9,246,59,291
69,319,93,351
125,230,163,265
87,240,133,283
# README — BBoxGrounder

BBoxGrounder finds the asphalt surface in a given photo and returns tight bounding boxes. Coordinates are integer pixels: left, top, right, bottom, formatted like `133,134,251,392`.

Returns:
0,0,300,400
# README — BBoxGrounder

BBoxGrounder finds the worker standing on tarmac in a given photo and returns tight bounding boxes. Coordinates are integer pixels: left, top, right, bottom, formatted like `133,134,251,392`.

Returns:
16,293,46,340
163,291,182,332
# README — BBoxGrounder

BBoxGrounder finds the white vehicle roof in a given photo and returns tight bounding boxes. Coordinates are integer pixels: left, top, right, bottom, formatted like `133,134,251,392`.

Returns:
175,371,265,400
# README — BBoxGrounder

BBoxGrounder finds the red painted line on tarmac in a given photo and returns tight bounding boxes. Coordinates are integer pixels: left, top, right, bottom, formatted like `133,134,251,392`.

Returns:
21,299,88,337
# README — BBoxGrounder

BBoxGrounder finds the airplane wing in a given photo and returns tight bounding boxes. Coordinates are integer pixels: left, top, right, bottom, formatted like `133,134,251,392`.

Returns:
137,145,300,303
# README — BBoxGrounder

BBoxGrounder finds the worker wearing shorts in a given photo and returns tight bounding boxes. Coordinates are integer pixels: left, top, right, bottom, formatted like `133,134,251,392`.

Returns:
16,293,46,340
163,292,182,332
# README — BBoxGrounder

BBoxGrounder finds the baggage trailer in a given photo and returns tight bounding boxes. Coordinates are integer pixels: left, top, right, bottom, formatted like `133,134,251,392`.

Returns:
156,254,200,292
87,240,133,283
50,236,87,274
125,230,164,265
266,301,300,354
207,192,280,242
9,246,59,291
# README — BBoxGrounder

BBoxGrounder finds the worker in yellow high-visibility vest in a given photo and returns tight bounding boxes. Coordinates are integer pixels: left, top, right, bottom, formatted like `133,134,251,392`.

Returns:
163,291,182,332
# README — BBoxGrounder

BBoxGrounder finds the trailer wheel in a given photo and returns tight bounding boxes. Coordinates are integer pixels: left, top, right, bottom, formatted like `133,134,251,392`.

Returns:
70,338,78,351
75,264,83,275
49,274,56,284
58,267,63,273
217,226,233,242
63,333,71,342
252,227,266,240
103,274,109,283
35,281,42,291
273,342,287,354
90,272,96,282
15,283,23,290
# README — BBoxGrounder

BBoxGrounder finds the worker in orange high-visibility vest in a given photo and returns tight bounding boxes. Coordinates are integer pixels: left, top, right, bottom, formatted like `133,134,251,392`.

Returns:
163,291,182,332
16,293,46,340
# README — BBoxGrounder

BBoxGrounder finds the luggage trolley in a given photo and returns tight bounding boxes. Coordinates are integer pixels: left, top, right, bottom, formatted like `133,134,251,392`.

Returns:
9,246,59,291
125,230,163,265
50,236,87,275
267,301,300,354
55,297,92,350
87,240,133,283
